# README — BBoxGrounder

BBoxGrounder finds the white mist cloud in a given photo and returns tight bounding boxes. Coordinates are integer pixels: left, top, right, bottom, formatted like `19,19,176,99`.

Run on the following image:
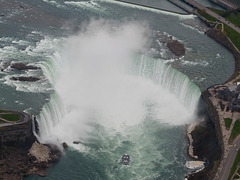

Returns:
39,19,198,145
47,20,151,142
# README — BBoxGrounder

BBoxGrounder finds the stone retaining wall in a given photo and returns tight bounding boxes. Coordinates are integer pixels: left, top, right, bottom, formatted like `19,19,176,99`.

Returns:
0,112,34,144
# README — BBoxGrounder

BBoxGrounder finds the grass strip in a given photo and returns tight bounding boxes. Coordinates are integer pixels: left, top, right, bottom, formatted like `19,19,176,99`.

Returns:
230,120,240,142
224,118,233,130
210,8,240,28
228,150,240,180
197,9,217,22
223,24,240,51
0,114,20,121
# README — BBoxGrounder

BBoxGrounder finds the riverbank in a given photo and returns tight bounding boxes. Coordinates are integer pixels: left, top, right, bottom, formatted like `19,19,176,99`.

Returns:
186,97,222,180
186,8,240,180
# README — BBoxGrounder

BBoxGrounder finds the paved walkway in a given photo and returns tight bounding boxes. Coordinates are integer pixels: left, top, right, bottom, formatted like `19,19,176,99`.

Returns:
219,137,240,180
184,0,240,34
0,111,30,127
207,76,240,180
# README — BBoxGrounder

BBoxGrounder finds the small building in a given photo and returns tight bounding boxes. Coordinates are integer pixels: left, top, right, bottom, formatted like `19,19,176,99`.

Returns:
217,88,238,101
230,94,240,112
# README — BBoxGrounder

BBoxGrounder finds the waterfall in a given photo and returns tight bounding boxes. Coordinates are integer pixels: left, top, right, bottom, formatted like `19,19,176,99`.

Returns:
35,21,201,145
37,54,201,144
133,55,201,113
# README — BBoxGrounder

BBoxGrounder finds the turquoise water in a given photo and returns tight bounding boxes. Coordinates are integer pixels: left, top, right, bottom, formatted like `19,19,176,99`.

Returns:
0,0,235,179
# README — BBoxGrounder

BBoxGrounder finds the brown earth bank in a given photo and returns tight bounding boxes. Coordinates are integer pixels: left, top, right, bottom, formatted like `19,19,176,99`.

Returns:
186,97,222,180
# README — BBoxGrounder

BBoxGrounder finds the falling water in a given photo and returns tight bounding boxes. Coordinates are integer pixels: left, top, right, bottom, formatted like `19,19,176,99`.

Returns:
37,20,201,144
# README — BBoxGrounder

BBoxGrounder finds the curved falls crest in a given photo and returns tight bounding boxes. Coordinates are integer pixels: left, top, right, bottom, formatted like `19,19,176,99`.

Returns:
36,21,201,148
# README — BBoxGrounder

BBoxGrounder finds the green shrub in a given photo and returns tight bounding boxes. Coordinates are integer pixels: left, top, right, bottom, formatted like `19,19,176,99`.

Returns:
228,150,240,180
230,120,240,141
234,174,240,179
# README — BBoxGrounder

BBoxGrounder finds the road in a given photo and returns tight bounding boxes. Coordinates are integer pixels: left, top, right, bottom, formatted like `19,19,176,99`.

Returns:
184,0,240,34
219,137,240,180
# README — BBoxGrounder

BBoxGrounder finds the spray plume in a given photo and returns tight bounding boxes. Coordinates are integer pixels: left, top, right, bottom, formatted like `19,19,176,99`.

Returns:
37,20,200,146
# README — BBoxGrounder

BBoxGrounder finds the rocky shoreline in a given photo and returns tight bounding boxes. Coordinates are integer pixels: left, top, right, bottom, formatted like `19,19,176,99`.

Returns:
0,139,62,180
0,111,62,180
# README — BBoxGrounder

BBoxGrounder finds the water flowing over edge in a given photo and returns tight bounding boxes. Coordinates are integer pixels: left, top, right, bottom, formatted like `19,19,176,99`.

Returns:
34,21,201,149
36,53,201,145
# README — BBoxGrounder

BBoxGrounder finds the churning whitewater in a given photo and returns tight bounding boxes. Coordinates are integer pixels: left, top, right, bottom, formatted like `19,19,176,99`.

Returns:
37,20,201,179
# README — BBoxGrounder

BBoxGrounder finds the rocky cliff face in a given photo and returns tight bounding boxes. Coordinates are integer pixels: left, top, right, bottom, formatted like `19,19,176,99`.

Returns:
187,96,222,180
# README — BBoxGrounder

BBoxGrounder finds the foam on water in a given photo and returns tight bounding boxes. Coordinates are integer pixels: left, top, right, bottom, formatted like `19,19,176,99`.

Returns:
185,161,205,172
180,59,209,67
64,1,107,13
0,46,19,59
0,34,62,93
180,22,205,35
23,36,62,57
12,40,30,46
43,0,63,7
3,74,50,93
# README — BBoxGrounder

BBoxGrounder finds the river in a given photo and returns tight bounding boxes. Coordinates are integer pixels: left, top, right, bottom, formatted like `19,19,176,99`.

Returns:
0,0,234,179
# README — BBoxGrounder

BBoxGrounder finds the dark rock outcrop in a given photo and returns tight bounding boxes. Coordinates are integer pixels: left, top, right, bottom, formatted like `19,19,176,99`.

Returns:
11,76,40,82
73,141,81,144
11,63,40,71
0,142,61,180
167,40,186,56
156,33,186,57
62,142,68,149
